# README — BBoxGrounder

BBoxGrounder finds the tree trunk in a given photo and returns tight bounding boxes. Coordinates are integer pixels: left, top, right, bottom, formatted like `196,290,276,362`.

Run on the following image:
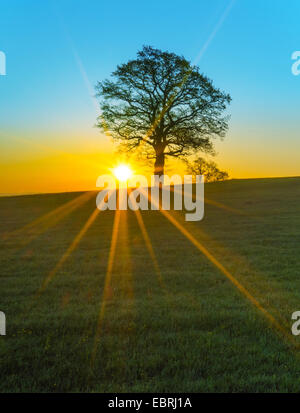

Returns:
154,150,165,177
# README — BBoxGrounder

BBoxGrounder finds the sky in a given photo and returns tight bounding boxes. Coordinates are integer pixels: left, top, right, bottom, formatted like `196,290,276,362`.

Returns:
0,0,300,194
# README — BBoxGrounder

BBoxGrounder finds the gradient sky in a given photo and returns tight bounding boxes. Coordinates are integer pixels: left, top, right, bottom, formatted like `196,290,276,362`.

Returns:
1,0,300,194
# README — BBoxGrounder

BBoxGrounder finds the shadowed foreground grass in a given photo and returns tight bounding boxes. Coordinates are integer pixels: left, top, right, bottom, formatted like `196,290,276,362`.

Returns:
1,177,300,392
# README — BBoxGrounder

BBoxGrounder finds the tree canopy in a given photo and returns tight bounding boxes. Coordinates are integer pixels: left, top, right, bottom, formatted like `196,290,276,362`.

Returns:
96,46,231,175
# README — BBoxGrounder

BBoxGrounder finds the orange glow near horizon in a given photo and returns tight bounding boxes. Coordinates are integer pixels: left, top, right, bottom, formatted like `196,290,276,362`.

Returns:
1,129,300,196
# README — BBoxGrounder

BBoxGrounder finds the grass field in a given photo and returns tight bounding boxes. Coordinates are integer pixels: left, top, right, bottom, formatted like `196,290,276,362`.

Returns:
1,177,300,392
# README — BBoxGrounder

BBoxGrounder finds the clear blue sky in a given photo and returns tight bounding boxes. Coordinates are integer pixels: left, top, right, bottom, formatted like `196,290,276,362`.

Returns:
1,0,300,193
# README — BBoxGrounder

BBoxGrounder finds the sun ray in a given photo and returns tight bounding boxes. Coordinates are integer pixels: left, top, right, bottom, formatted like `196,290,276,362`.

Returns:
37,208,100,296
3,191,94,243
136,1,236,154
51,6,113,139
159,208,295,344
34,190,116,299
192,0,236,65
138,185,296,346
91,207,121,364
169,208,292,326
119,210,134,299
170,184,254,219
131,205,181,331
132,204,166,290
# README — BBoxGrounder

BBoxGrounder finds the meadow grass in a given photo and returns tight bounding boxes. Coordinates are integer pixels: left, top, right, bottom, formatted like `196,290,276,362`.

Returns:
1,177,300,392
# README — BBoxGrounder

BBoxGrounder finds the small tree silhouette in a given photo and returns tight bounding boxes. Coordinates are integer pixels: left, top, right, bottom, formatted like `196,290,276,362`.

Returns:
186,157,229,182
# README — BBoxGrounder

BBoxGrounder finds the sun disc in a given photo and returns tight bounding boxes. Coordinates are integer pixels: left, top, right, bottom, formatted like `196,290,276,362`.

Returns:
113,165,133,182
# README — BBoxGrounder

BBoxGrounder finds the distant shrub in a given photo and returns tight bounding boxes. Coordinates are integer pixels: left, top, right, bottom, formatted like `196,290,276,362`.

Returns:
186,156,229,182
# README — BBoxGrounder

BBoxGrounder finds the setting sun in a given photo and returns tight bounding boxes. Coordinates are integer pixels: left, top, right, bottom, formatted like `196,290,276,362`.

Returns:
113,164,133,182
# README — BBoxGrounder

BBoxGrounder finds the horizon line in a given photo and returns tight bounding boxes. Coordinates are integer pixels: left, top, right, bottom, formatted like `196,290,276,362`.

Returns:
1,175,300,198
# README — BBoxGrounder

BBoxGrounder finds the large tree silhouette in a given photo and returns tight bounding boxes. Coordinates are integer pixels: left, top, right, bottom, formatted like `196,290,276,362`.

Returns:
96,46,231,176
